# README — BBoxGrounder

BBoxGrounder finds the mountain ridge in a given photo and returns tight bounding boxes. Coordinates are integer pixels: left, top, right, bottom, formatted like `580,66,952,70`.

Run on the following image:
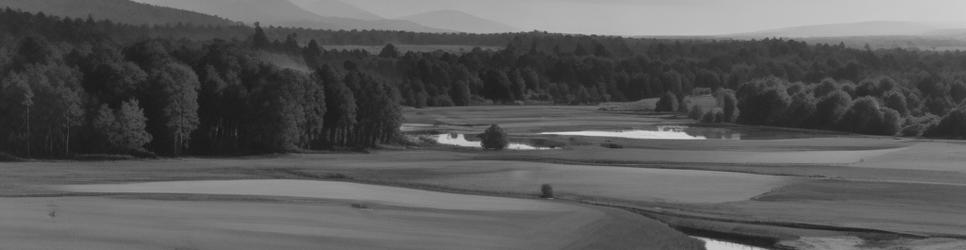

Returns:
400,9,518,34
289,0,382,20
134,0,450,32
0,0,237,26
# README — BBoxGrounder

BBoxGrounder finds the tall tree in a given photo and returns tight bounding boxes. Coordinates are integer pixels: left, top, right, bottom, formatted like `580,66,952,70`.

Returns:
252,22,270,49
379,43,400,58
94,100,152,153
146,63,200,155
317,65,357,147
0,72,34,156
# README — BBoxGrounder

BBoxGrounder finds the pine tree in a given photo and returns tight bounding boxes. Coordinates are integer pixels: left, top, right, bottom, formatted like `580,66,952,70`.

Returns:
252,22,270,49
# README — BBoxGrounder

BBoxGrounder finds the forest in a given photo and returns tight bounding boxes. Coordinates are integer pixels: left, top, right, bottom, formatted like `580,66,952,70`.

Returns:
3,8,966,158
0,9,401,158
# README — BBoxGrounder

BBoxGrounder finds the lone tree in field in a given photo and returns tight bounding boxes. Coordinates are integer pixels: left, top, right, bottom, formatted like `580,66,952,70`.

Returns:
478,124,509,150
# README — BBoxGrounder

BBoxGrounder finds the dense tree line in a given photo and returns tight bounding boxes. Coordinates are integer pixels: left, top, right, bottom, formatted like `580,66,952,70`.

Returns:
0,10,401,158
6,7,966,159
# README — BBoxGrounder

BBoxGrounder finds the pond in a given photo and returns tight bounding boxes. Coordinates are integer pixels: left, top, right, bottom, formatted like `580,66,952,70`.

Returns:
694,237,770,250
433,133,555,150
541,126,741,140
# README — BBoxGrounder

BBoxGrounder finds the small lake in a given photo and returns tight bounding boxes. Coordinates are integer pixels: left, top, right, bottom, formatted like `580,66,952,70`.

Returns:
433,133,555,150
694,237,770,250
541,126,742,140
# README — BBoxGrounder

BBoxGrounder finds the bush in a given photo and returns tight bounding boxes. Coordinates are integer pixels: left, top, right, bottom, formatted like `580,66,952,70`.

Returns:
655,92,679,112
814,90,853,128
737,78,791,125
718,89,740,122
878,108,903,136
478,124,509,150
688,105,705,120
701,110,715,123
783,92,817,127
925,106,966,138
883,91,910,116
903,114,941,137
678,96,692,113
836,97,884,134
0,152,24,162
540,184,554,198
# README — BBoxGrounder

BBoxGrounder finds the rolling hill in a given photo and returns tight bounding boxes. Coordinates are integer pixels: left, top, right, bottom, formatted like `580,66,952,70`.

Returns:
401,10,518,34
0,0,237,26
134,0,450,32
730,21,959,38
289,0,382,20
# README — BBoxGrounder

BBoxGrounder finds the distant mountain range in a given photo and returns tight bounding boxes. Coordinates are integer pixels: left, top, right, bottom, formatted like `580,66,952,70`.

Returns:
131,0,449,32
0,0,237,26
27,0,516,34
729,21,966,38
7,0,963,41
400,10,518,34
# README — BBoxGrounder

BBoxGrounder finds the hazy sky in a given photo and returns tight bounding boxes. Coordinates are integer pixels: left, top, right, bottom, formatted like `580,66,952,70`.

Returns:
347,0,966,36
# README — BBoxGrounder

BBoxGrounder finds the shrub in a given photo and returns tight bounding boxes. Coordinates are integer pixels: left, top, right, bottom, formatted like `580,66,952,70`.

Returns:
814,90,853,128
701,110,715,123
711,108,726,123
737,78,791,125
878,108,903,136
883,91,910,116
678,96,692,113
718,89,739,122
0,152,24,162
836,97,884,134
540,184,554,198
925,106,966,138
478,124,509,150
655,92,679,112
688,105,705,120
783,92,817,127
903,114,941,137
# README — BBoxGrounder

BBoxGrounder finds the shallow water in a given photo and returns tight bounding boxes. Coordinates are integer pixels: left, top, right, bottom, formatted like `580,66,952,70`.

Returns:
541,126,742,140
694,237,769,250
434,133,554,150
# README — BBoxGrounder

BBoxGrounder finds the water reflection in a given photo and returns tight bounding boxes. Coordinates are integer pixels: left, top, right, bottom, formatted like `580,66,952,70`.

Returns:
434,134,554,150
541,126,742,140
694,237,769,250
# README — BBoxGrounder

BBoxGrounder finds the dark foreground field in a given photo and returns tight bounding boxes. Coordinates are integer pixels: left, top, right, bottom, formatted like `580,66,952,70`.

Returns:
3,106,966,249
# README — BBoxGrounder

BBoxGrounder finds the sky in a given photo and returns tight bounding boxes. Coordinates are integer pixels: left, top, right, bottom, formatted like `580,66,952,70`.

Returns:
346,0,966,36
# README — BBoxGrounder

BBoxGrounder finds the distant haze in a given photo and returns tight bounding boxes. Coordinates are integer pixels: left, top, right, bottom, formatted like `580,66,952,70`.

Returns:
346,0,966,36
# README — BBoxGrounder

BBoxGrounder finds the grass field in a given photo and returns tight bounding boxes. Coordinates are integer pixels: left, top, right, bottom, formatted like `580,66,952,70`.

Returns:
0,196,698,250
22,180,698,250
4,105,966,249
